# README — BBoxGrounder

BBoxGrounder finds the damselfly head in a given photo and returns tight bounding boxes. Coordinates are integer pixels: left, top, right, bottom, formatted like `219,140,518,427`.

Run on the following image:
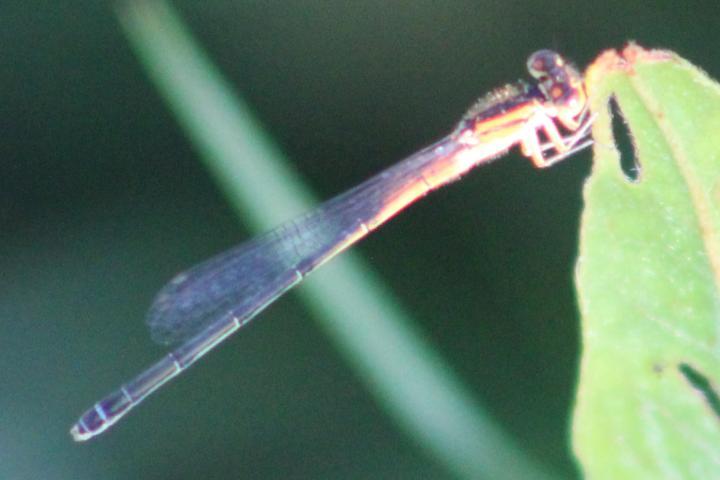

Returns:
527,50,587,122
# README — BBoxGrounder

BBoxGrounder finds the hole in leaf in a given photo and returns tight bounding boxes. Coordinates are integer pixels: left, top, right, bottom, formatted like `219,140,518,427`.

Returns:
609,96,641,182
679,362,720,420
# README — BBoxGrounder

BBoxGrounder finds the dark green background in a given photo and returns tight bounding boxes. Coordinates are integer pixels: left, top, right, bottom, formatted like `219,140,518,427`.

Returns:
2,1,718,479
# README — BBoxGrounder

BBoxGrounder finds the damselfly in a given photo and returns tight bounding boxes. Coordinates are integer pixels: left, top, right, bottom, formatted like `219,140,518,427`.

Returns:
71,50,593,441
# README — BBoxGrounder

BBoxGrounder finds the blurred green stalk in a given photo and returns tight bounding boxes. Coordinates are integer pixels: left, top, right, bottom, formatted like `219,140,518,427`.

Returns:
117,2,558,478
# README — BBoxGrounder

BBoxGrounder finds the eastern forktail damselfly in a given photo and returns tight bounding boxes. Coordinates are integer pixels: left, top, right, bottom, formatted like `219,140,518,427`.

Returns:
72,50,593,441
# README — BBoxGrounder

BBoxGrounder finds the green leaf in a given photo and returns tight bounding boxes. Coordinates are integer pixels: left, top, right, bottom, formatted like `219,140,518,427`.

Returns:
574,44,720,478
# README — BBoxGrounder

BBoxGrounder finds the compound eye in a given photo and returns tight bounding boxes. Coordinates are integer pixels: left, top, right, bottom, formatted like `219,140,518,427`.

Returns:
548,80,586,116
548,82,567,102
527,49,563,78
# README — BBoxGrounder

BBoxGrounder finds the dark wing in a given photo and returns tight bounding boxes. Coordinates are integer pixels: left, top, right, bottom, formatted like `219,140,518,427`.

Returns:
146,137,462,345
